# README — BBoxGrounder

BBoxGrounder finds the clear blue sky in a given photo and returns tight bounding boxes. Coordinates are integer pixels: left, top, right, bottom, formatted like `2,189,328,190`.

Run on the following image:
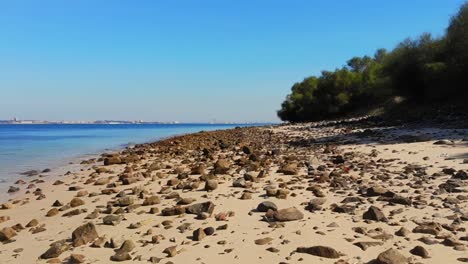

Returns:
0,0,464,122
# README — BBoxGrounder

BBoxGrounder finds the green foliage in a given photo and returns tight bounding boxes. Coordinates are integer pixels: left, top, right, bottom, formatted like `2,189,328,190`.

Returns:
278,2,468,122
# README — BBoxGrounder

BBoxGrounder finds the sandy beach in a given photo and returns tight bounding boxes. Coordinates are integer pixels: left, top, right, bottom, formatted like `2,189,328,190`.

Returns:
0,120,467,264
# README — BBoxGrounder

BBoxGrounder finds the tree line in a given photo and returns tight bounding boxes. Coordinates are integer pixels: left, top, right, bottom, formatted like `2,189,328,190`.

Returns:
278,3,468,122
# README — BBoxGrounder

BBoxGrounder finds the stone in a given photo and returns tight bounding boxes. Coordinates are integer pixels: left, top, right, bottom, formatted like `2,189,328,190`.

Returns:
185,201,215,215
395,227,410,237
273,207,304,222
213,159,230,174
118,196,134,206
296,246,341,258
256,201,278,212
161,206,185,216
204,227,215,236
367,186,388,197
72,222,99,247
0,227,17,241
363,206,387,222
233,178,247,188
278,163,298,175
204,180,218,191
70,198,85,208
410,245,429,258
8,186,19,193
116,240,135,254
163,246,178,257
193,228,206,241
240,192,252,200
412,222,443,235
143,196,160,206
305,198,326,211
69,254,85,263
354,241,384,251
40,240,69,259
46,208,59,217
375,248,408,264
255,237,273,245
0,216,10,223
110,253,131,262
103,215,123,225
104,156,121,166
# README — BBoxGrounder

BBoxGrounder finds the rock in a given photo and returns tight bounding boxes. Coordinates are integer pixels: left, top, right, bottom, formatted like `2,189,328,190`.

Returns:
185,201,215,215
94,177,110,185
266,247,280,253
412,222,443,235
213,159,230,174
40,240,69,259
240,192,252,199
72,222,99,247
367,186,388,197
118,196,134,206
161,206,185,216
204,180,218,191
193,228,206,241
375,248,408,264
363,206,387,222
69,254,85,263
296,246,341,258
305,198,326,211
110,253,131,262
273,207,304,222
104,156,121,166
453,170,468,180
233,178,248,188
7,186,19,193
143,196,160,206
203,227,215,236
255,237,273,245
256,201,278,212
177,197,196,205
70,198,85,208
116,240,135,254
0,227,17,241
389,196,412,205
103,215,123,225
410,245,429,258
278,163,298,175
395,227,410,237
354,241,384,251
163,245,178,257
0,216,10,223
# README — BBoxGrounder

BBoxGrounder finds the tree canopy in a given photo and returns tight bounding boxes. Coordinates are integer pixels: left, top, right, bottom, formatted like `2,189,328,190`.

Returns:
278,2,468,122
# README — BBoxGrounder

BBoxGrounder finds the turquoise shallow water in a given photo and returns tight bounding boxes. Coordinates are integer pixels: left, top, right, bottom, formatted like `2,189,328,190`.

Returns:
0,123,259,188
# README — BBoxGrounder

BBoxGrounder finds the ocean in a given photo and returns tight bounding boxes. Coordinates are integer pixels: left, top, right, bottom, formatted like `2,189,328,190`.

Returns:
0,123,259,196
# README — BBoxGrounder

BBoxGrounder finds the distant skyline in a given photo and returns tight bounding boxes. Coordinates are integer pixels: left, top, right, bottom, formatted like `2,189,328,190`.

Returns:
0,0,464,122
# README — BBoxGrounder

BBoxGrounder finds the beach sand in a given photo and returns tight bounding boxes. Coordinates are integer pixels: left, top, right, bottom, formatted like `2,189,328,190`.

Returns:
0,121,467,263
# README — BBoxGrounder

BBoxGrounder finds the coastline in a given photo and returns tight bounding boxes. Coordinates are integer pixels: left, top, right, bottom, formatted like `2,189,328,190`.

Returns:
0,121,466,263
0,124,262,201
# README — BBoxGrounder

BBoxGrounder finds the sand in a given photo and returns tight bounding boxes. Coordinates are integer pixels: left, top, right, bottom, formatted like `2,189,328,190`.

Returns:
0,121,466,264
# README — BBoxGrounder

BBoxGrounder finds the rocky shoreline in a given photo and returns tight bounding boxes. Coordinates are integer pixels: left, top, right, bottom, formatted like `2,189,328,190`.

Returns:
0,121,467,263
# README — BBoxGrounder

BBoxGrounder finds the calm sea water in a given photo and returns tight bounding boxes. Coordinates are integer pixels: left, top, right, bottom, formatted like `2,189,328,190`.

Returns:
0,123,258,190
